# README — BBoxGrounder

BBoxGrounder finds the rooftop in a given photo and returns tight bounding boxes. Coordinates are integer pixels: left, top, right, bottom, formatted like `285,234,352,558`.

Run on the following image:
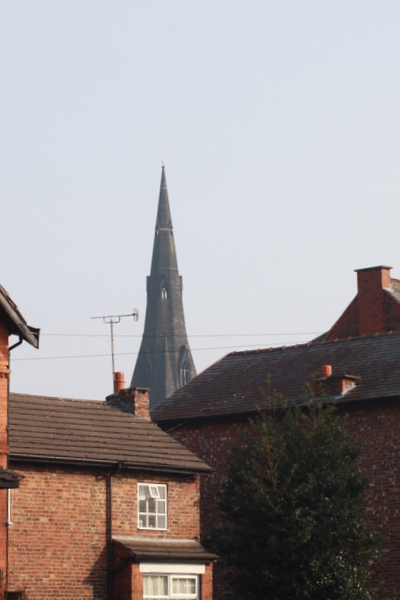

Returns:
151,331,400,422
113,537,217,563
9,393,210,474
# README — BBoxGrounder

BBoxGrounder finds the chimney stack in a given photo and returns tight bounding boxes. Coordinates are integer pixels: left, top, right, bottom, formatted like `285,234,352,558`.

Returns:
355,266,392,335
316,365,360,396
106,386,150,420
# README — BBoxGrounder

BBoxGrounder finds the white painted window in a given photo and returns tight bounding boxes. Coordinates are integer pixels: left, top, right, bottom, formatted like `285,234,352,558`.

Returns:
138,483,167,529
143,575,198,600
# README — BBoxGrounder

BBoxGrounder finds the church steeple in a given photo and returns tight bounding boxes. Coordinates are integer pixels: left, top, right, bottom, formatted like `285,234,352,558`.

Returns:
131,167,197,408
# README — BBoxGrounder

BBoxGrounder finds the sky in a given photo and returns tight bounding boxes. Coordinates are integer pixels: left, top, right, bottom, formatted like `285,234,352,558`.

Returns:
1,1,400,400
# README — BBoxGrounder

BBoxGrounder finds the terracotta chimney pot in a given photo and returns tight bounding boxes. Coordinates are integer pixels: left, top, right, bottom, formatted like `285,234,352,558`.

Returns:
113,371,125,394
321,364,332,378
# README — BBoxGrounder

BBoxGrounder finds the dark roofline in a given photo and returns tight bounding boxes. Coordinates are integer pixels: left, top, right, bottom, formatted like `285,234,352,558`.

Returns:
154,392,400,427
113,537,218,563
0,285,39,348
9,454,209,476
354,265,392,273
225,329,397,359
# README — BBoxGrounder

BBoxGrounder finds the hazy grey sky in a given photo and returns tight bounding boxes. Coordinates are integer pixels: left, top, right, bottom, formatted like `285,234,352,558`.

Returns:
2,1,400,400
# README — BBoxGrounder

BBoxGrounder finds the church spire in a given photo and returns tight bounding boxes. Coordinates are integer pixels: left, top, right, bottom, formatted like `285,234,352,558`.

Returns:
131,167,197,408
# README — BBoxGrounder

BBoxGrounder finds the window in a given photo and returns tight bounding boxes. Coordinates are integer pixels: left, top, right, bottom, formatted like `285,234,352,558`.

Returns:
143,575,198,600
138,484,167,529
180,363,190,386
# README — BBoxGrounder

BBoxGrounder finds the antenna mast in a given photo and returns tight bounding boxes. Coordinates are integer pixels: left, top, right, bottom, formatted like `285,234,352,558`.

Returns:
91,310,139,382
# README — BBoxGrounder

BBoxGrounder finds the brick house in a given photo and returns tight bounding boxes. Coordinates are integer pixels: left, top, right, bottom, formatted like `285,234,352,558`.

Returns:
6,388,215,600
152,266,400,600
0,284,39,596
0,285,215,599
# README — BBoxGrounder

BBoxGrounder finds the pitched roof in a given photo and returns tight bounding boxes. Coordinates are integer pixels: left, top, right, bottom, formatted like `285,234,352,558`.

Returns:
151,331,400,422
0,285,39,348
9,393,210,474
113,537,217,563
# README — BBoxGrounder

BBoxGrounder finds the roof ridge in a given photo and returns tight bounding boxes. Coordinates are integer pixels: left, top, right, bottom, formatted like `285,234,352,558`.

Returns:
227,329,400,358
9,392,103,404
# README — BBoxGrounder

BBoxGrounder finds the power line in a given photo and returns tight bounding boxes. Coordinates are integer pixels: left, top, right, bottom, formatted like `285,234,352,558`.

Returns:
12,340,312,362
41,331,323,339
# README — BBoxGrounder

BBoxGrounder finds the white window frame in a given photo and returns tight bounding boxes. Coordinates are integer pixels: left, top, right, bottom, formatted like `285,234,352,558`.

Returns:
138,483,167,530
143,573,199,600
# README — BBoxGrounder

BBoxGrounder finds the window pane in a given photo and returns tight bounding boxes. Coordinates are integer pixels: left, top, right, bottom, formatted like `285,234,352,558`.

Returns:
157,515,166,528
139,514,147,528
144,575,168,596
172,577,196,595
138,484,167,530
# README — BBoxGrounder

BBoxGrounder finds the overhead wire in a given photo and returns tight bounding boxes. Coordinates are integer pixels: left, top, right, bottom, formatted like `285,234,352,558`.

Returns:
41,331,322,338
12,338,318,362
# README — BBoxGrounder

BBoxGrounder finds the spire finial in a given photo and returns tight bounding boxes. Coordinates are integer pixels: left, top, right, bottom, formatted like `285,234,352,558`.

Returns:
160,155,165,168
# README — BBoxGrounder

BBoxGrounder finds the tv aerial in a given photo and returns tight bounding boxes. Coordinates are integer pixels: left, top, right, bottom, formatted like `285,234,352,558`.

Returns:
91,310,139,378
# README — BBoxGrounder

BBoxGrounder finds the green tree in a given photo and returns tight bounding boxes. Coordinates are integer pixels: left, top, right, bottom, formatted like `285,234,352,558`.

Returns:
210,385,382,600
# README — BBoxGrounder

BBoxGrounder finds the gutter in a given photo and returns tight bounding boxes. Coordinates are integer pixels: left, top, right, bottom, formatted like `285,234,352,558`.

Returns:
8,454,208,476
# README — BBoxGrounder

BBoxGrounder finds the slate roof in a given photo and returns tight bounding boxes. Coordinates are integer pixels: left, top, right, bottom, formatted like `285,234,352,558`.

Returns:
113,537,217,563
8,393,210,474
151,331,400,422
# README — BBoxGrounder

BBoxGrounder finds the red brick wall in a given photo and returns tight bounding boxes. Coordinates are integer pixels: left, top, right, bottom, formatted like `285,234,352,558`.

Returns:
7,464,205,599
130,563,143,600
7,464,108,599
357,268,388,335
0,322,10,592
201,564,213,600
162,403,400,600
325,269,400,341
346,402,400,600
0,322,10,468
113,544,132,600
112,471,200,540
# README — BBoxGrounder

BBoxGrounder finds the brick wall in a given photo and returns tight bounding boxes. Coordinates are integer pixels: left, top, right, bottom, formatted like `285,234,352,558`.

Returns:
112,471,200,540
162,402,400,600
7,464,107,599
346,402,400,600
7,463,205,600
325,267,400,341
0,322,9,592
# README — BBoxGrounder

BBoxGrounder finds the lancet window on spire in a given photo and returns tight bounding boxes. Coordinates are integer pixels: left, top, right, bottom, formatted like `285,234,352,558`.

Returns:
180,361,190,387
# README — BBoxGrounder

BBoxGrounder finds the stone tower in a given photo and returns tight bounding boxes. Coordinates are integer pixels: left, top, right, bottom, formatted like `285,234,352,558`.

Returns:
131,167,196,408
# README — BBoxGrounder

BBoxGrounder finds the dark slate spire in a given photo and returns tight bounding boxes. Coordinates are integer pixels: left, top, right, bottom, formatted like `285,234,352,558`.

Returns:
131,167,197,408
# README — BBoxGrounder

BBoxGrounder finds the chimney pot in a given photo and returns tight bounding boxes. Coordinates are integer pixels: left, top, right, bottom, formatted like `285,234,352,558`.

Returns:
113,371,125,394
321,364,332,378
